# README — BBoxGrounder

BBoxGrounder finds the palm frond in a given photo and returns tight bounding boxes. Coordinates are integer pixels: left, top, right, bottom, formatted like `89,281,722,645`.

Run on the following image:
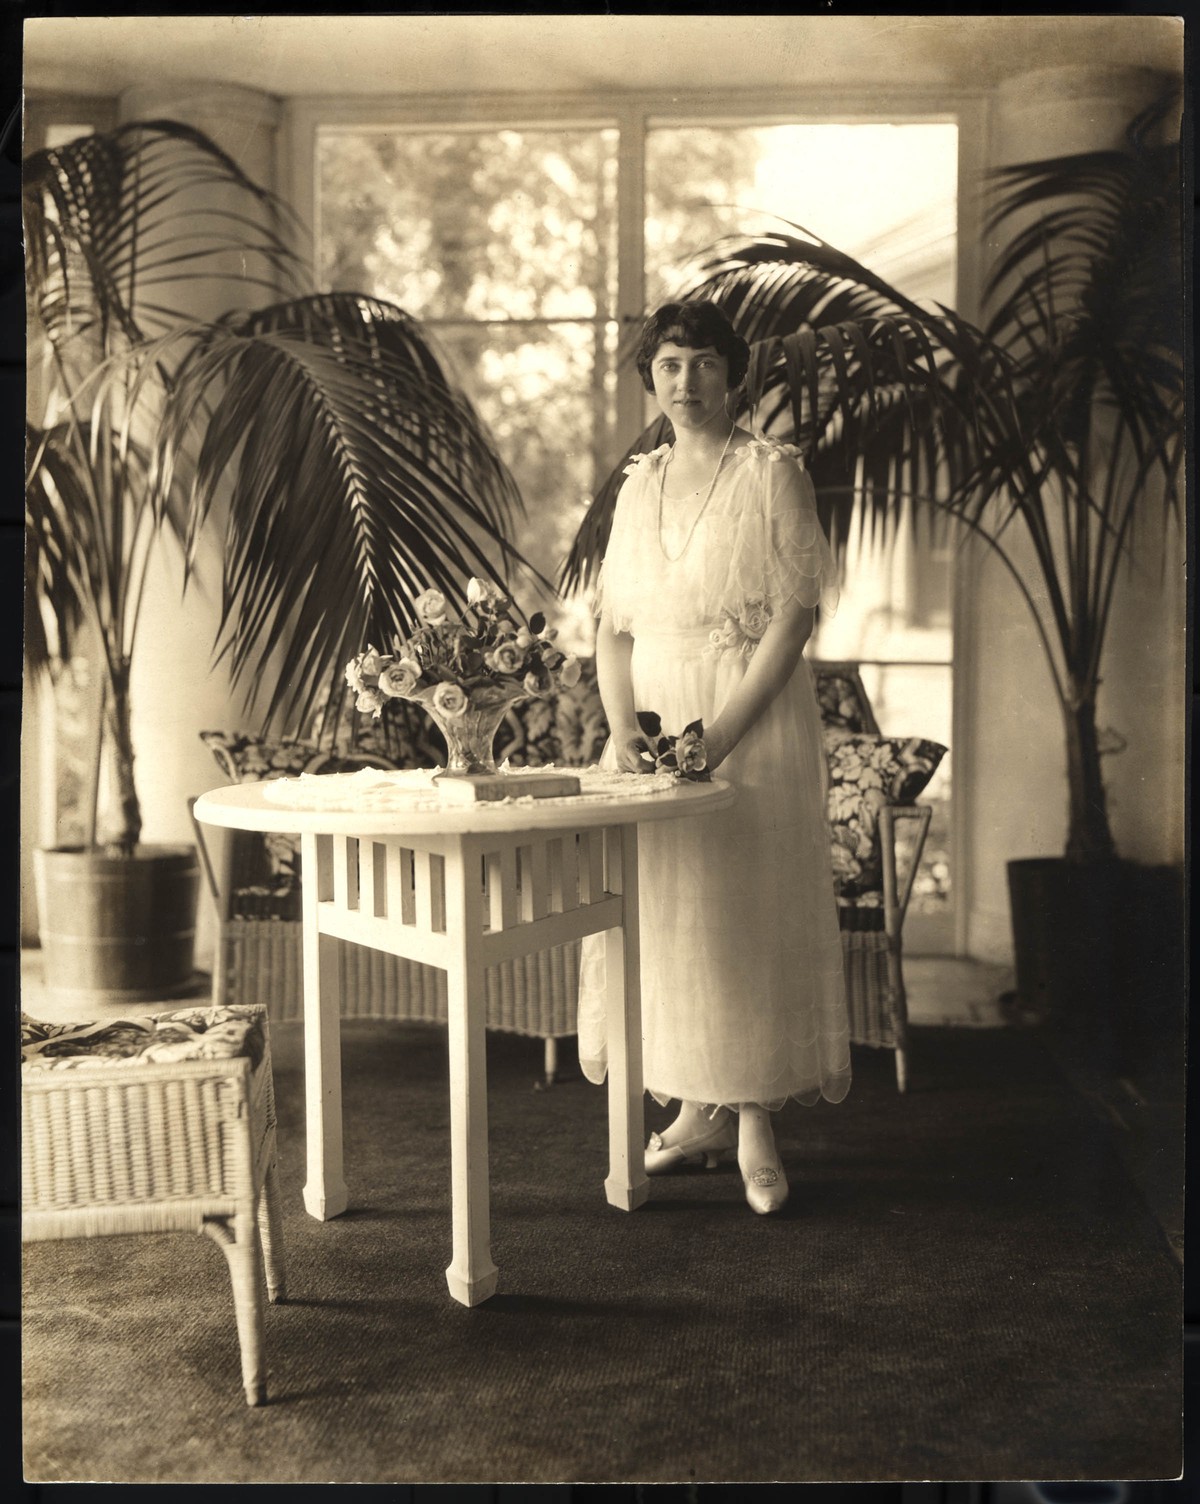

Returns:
24,120,304,362
143,292,537,731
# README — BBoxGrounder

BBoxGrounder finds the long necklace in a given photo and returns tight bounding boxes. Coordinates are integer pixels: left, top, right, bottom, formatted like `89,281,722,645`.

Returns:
657,425,736,562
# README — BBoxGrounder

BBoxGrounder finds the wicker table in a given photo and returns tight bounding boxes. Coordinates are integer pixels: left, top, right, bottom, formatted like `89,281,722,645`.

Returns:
193,769,735,1306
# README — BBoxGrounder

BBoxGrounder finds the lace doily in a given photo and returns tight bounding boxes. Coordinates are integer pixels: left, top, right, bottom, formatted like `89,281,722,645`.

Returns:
259,763,683,815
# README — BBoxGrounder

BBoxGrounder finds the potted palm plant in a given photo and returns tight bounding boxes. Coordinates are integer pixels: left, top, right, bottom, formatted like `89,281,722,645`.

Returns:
25,119,530,1001
563,92,1184,1068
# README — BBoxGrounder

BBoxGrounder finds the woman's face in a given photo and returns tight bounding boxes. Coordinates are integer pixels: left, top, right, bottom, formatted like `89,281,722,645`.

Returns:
649,340,732,431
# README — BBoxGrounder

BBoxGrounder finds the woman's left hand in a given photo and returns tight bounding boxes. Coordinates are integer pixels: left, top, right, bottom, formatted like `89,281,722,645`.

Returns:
702,723,732,774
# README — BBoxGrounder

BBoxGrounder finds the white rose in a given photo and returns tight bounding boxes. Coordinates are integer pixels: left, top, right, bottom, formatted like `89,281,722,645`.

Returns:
356,687,386,718
379,658,421,698
488,641,524,675
558,654,582,688
523,670,544,696
468,577,507,610
674,729,707,774
414,588,449,624
432,682,468,718
357,644,388,679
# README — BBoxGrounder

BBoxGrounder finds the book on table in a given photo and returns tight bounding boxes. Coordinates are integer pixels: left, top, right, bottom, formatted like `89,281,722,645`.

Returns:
433,770,581,803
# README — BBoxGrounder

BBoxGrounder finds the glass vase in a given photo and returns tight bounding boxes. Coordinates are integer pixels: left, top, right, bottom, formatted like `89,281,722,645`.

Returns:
422,692,525,777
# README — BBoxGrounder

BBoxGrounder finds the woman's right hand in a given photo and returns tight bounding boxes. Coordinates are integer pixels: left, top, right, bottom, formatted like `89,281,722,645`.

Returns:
612,731,656,774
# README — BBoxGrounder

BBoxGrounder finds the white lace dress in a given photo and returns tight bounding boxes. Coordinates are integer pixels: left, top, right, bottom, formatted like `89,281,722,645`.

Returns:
577,435,852,1112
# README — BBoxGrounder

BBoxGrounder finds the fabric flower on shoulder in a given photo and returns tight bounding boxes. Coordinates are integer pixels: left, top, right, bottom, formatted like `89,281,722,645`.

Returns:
622,443,672,476
705,595,775,659
736,434,807,468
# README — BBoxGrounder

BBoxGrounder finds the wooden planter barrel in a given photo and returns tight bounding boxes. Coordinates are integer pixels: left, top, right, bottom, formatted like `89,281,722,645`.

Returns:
33,845,201,1004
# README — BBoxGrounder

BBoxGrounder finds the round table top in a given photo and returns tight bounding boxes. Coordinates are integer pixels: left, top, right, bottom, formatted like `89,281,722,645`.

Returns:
193,766,736,837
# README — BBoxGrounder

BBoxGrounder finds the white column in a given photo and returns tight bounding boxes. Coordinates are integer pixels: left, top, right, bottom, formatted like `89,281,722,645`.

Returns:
959,65,1183,962
115,84,283,972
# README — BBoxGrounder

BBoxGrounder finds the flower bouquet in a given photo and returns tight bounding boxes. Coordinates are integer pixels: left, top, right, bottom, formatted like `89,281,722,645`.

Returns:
634,711,711,782
345,579,582,780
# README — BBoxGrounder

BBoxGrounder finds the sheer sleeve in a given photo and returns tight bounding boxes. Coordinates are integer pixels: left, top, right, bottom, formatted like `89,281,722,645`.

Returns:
763,455,839,617
593,453,661,633
723,446,839,619
593,484,629,627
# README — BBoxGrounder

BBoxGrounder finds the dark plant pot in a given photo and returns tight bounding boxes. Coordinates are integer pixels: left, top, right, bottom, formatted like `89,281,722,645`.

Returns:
1007,856,1185,1085
33,844,201,1005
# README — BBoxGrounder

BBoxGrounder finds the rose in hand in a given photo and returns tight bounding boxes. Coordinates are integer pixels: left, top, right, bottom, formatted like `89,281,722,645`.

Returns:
630,710,712,782
674,726,708,776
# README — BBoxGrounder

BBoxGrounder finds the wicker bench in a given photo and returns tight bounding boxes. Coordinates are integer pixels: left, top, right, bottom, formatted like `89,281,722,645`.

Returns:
196,659,945,1090
21,1004,286,1406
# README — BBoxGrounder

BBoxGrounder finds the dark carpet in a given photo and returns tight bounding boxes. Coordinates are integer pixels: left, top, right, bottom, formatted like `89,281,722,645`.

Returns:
22,1021,1181,1484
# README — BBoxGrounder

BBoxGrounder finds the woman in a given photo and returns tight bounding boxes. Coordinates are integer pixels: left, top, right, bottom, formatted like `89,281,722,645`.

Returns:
577,300,851,1215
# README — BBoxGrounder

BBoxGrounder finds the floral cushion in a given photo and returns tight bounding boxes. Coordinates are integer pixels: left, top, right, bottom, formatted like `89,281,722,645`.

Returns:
20,1005,265,1070
305,694,448,770
502,656,609,767
824,730,947,911
830,730,950,914
201,733,402,911
813,668,876,734
200,731,320,784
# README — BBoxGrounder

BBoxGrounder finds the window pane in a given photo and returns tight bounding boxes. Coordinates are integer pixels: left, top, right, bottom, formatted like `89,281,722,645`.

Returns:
45,124,95,149
646,121,960,949
317,128,618,321
646,122,958,308
432,319,615,645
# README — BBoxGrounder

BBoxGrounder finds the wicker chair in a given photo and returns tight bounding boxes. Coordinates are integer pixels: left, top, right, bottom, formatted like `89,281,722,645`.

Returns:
21,1004,286,1406
196,658,943,1092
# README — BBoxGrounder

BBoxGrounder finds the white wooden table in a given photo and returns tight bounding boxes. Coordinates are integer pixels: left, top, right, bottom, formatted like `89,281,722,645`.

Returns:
193,770,735,1306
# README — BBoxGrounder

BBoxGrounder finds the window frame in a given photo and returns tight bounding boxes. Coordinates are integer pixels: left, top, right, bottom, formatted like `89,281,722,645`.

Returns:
287,88,986,958
283,87,987,462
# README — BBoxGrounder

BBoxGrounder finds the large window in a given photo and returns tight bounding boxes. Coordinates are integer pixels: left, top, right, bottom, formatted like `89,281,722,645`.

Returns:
318,127,620,635
313,109,960,947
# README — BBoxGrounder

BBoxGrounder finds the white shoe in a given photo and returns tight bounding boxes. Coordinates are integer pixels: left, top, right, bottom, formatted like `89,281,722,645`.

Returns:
644,1117,737,1175
739,1158,789,1215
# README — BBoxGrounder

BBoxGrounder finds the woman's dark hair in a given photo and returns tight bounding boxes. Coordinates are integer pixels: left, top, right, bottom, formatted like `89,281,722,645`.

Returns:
635,300,750,393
